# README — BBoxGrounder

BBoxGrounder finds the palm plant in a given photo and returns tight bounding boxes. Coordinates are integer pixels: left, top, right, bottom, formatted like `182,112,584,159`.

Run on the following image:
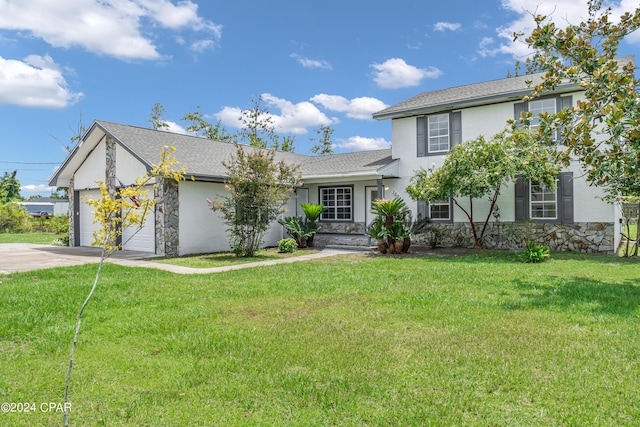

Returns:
278,216,317,248
300,203,326,247
370,197,411,252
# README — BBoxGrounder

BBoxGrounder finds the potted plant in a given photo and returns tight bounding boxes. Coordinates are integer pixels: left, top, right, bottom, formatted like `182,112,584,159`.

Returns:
371,197,410,252
366,216,389,254
300,203,326,247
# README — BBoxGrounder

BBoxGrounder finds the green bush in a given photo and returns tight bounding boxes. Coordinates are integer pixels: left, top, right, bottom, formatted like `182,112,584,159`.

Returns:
0,203,32,233
278,238,298,253
518,242,550,263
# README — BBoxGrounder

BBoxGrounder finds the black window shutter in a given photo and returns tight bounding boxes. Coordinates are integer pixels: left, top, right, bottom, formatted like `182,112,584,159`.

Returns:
514,101,528,128
556,96,573,141
450,111,462,148
559,172,574,223
417,116,426,157
514,175,528,222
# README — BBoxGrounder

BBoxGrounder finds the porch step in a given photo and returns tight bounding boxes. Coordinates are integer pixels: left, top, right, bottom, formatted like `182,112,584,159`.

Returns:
324,244,374,252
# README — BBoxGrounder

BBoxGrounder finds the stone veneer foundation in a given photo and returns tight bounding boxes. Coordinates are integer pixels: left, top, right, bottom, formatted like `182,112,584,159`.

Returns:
413,221,615,253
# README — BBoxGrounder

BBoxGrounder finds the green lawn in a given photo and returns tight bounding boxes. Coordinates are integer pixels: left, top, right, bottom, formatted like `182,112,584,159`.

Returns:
1,251,640,426
151,247,320,268
0,232,61,244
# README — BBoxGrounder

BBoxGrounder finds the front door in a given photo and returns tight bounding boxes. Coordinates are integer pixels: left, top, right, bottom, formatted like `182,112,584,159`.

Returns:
365,186,379,227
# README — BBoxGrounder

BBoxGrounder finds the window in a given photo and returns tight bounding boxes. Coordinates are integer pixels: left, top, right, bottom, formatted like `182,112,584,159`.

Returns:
320,186,353,221
530,182,557,220
428,114,450,153
429,200,451,220
515,173,573,223
417,199,452,223
528,99,556,129
417,111,461,157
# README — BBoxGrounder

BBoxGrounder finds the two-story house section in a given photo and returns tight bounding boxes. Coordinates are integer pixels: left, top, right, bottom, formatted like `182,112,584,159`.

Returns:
373,69,622,253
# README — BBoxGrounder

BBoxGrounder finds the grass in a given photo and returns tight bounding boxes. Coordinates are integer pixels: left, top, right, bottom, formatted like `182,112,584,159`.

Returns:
0,232,61,244
151,247,320,268
1,251,640,425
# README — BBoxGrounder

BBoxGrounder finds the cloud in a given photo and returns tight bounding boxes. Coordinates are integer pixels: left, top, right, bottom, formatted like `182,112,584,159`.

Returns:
290,53,332,70
370,58,442,89
216,93,334,135
335,136,391,151
492,0,640,59
433,22,461,32
0,0,222,60
190,39,216,53
21,184,57,194
310,94,387,120
0,55,83,108
159,121,194,135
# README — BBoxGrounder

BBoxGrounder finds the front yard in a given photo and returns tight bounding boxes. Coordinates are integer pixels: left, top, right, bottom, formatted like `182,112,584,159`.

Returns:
1,251,639,426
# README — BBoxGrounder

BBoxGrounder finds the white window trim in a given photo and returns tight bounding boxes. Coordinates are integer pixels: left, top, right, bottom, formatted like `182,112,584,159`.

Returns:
320,186,353,221
428,113,450,154
429,199,451,221
529,181,558,220
528,98,556,130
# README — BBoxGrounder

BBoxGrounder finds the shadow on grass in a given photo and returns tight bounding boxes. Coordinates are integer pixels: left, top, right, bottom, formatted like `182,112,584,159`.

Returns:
504,276,640,317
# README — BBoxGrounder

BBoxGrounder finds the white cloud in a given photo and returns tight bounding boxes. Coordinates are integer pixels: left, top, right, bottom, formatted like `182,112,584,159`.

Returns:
0,0,222,60
21,184,56,194
159,121,194,135
0,55,83,108
216,94,334,135
290,53,332,70
335,136,391,151
493,0,640,59
310,94,387,120
190,39,216,53
370,58,442,89
434,22,461,32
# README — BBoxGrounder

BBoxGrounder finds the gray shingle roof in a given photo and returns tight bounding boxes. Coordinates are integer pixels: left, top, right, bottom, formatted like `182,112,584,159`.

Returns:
372,72,580,120
50,120,394,185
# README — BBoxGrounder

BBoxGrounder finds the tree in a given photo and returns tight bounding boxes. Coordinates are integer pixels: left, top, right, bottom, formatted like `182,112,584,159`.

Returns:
406,129,561,248
0,170,22,203
208,144,301,257
63,146,187,426
238,95,279,149
515,0,640,252
149,102,170,130
182,106,235,142
310,124,334,155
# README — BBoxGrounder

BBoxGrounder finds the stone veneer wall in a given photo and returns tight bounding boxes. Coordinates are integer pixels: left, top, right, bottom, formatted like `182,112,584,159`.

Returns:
68,177,75,247
155,178,180,256
313,222,369,247
412,222,615,253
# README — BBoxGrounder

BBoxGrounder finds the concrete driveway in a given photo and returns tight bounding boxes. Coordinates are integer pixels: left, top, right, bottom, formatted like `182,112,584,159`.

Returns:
0,243,157,274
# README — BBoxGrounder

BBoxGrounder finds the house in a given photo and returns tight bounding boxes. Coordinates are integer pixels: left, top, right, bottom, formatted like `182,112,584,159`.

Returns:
49,120,398,256
372,60,627,253
50,60,625,256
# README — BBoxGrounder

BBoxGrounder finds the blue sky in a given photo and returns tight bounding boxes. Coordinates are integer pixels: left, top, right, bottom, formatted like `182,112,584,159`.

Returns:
1,0,638,196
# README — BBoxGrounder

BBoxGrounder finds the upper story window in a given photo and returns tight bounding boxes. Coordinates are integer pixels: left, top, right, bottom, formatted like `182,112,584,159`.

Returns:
417,111,461,157
428,114,450,153
320,186,353,221
528,99,556,129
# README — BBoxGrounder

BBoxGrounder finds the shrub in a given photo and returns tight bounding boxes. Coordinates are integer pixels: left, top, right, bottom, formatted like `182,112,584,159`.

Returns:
518,242,551,263
278,238,298,253
0,203,32,233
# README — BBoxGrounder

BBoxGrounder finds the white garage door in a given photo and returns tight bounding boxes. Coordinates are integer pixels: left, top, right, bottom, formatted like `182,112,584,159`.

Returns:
79,189,156,253
79,190,102,248
122,203,155,253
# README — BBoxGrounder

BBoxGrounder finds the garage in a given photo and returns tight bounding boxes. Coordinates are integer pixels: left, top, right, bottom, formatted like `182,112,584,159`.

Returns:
78,189,156,253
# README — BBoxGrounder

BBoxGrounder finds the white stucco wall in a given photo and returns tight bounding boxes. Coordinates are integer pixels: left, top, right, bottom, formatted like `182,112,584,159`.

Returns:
177,181,292,255
116,144,150,185
74,138,106,189
386,93,616,227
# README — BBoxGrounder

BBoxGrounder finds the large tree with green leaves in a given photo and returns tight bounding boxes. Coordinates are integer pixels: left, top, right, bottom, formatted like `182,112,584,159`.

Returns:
406,129,561,248
310,124,335,155
181,106,235,142
0,170,22,203
208,145,301,257
515,0,640,253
